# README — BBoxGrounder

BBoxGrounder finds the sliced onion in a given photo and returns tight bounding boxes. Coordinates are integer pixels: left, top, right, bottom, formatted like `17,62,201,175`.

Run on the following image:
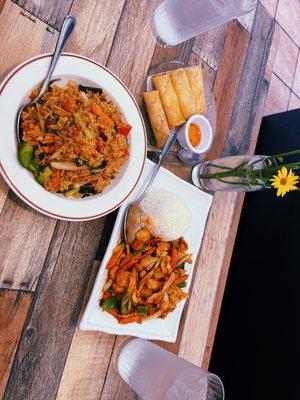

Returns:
50,161,86,171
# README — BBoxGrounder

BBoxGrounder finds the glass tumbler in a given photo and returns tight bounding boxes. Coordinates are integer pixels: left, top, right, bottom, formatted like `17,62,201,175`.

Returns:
114,338,224,400
152,0,257,47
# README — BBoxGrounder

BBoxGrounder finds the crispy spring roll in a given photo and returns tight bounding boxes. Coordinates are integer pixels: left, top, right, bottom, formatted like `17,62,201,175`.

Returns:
170,68,198,119
185,65,206,115
152,74,185,128
143,91,170,148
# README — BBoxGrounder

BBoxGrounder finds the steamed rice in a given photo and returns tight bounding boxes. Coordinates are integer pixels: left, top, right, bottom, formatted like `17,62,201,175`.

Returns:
140,188,191,241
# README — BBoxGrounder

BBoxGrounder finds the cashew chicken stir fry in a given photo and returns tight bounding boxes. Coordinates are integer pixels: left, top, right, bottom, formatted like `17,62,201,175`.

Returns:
100,229,192,324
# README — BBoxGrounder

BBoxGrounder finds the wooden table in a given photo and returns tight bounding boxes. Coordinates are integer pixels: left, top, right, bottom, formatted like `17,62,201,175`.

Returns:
0,1,276,399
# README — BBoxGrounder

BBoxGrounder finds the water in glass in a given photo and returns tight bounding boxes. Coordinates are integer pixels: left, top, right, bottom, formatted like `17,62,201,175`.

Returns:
152,0,257,46
116,338,224,400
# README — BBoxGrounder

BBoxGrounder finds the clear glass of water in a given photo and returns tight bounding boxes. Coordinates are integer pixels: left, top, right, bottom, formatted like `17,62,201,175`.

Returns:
151,0,257,47
192,155,268,192
114,338,224,400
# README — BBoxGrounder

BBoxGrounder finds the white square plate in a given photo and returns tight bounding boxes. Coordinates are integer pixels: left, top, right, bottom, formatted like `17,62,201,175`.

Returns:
80,159,213,342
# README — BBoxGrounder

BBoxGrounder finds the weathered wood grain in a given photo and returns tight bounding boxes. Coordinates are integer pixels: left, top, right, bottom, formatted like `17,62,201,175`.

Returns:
66,0,125,61
56,261,117,400
192,23,228,71
223,3,275,156
0,193,57,290
0,289,32,398
237,4,257,33
106,0,161,100
0,0,57,81
207,20,250,160
13,0,73,30
4,219,105,400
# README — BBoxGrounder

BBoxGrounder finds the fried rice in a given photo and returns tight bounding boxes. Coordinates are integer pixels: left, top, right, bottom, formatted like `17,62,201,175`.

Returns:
18,80,131,198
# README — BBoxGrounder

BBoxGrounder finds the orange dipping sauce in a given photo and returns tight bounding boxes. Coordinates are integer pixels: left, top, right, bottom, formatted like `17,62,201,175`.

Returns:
188,123,201,147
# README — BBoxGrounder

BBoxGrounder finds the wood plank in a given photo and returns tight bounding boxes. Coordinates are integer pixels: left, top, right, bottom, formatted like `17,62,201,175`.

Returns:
192,23,228,71
56,261,117,400
106,0,161,100
178,5,275,366
13,0,73,30
0,289,32,398
222,3,275,156
237,4,257,33
0,1,58,77
207,20,250,160
66,0,125,61
0,193,57,290
4,219,106,400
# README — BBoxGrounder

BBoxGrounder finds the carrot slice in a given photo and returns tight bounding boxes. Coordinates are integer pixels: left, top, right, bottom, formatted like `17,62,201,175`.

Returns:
122,258,137,271
101,292,111,300
107,309,121,320
62,97,74,112
106,248,124,269
118,315,142,324
173,274,188,285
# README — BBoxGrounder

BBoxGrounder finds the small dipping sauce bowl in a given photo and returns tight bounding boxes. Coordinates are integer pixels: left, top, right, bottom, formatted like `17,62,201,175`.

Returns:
177,114,213,155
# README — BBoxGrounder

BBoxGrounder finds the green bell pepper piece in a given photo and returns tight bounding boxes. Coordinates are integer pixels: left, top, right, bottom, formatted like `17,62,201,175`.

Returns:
136,305,148,316
102,296,117,311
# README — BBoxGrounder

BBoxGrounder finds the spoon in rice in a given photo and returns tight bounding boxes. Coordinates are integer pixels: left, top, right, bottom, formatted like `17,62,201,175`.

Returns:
16,15,76,143
123,129,178,244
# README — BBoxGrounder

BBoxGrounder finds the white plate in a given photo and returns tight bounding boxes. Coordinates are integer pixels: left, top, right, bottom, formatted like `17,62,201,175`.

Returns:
80,159,212,342
0,53,147,221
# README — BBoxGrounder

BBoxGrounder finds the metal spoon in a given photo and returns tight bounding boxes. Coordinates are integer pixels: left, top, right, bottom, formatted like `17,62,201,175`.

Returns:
147,145,204,167
123,129,178,243
16,15,76,143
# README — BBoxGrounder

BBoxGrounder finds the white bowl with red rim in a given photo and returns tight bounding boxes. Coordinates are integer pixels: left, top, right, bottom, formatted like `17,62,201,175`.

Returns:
0,53,147,221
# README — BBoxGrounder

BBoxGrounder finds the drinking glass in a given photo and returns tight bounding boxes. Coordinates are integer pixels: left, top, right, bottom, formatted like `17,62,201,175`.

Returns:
151,0,257,47
191,155,269,192
114,338,224,400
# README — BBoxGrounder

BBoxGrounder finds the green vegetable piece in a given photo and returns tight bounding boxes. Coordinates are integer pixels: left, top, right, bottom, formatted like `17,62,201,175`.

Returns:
28,160,41,174
36,166,52,185
136,305,148,316
79,84,103,94
18,142,34,169
177,281,187,288
83,126,97,139
133,246,146,256
64,187,80,198
177,263,185,269
102,296,117,311
121,291,131,315
79,183,96,196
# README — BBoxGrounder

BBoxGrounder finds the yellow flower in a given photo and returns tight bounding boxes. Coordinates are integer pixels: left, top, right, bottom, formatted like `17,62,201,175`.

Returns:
271,166,299,197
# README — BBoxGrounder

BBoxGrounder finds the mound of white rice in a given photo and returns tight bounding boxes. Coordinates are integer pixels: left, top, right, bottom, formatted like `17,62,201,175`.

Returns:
139,188,191,241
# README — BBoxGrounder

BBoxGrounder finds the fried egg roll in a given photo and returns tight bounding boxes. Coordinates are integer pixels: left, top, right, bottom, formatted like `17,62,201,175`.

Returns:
170,68,198,119
143,91,170,148
152,74,185,128
185,65,206,115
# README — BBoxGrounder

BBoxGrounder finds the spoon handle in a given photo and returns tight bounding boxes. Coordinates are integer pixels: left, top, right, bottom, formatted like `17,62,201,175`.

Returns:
140,129,178,199
39,15,76,96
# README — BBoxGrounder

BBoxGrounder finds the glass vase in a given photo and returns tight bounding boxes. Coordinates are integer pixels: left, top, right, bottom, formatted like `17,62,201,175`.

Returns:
192,155,270,192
